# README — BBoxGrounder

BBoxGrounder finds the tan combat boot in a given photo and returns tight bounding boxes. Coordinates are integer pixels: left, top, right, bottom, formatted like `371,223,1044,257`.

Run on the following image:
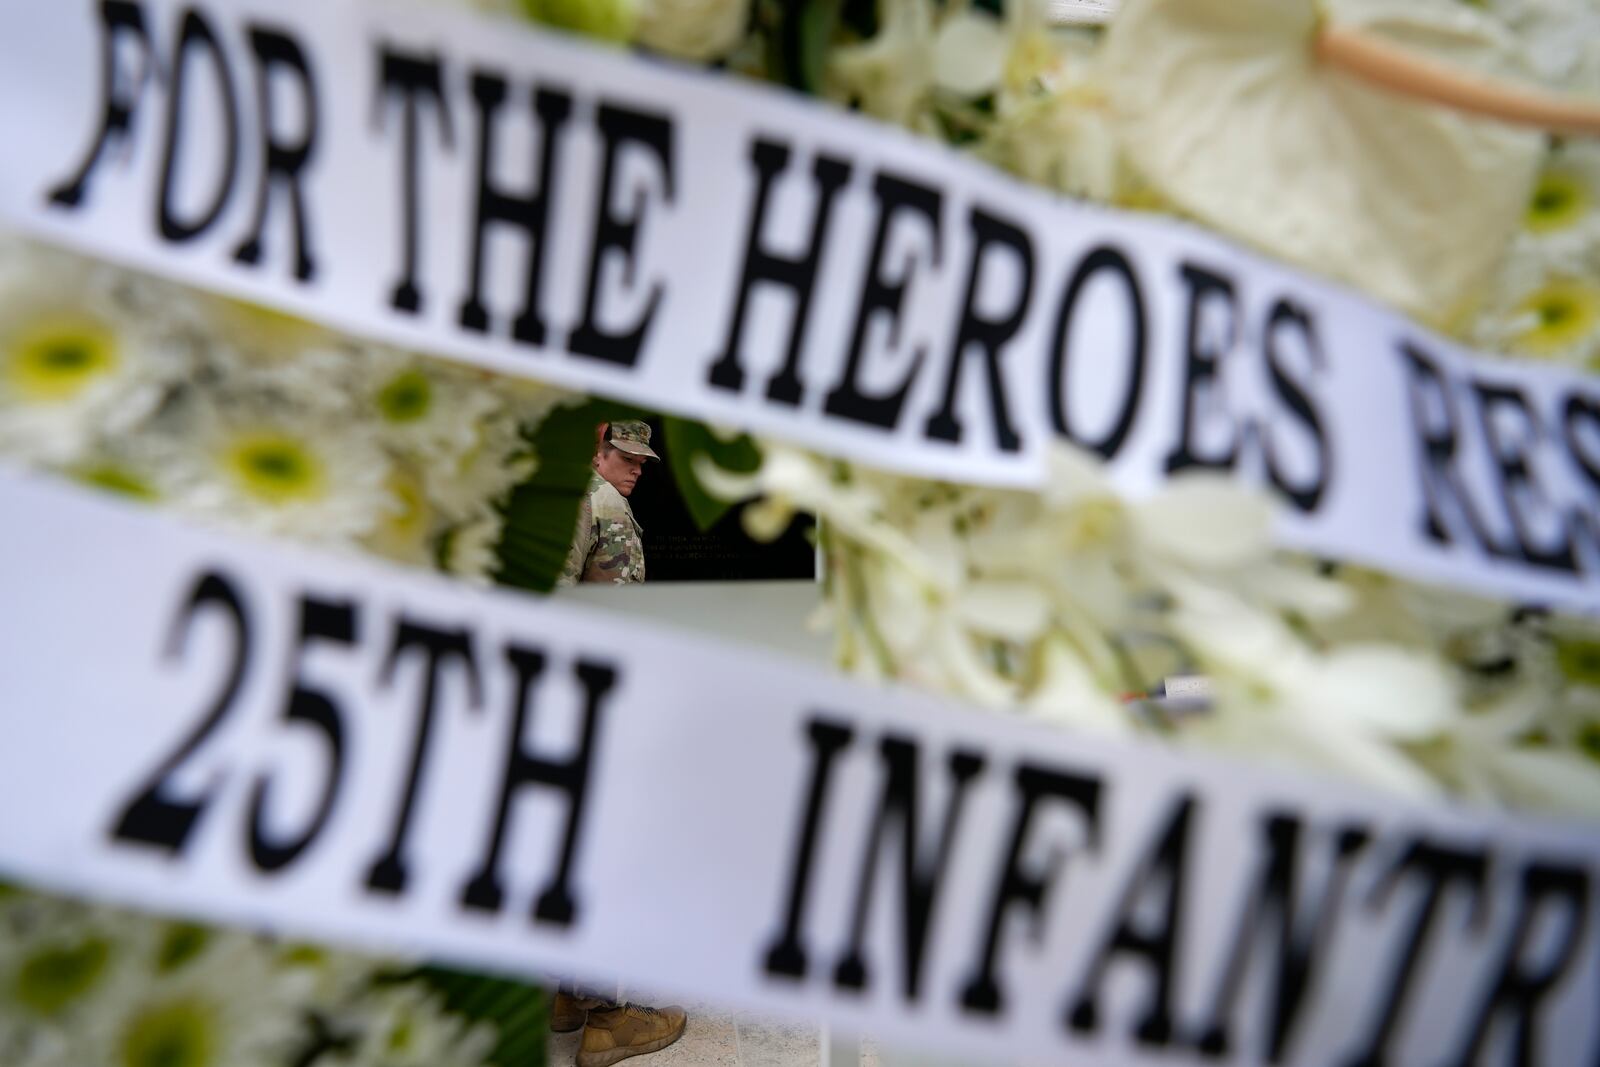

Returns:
577,1003,688,1067
551,992,605,1033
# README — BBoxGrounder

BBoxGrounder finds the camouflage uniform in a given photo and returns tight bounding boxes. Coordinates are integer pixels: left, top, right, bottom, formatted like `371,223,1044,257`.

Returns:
558,472,646,585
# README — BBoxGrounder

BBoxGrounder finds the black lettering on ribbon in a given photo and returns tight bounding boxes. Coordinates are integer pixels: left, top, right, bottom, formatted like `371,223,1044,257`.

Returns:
1444,860,1588,1067
1192,813,1369,1063
1399,342,1506,557
707,139,852,401
376,47,453,314
457,70,573,345
924,207,1031,452
832,736,985,1001
110,569,252,855
1263,300,1331,513
1048,246,1147,459
247,595,355,872
1343,838,1490,1067
459,649,616,928
763,717,855,980
821,172,942,429
1066,793,1196,1047
232,25,319,281
1473,381,1579,572
568,104,674,367
1164,263,1240,475
365,617,483,895
156,9,240,243
959,763,1101,1016
1564,392,1600,563
48,0,157,209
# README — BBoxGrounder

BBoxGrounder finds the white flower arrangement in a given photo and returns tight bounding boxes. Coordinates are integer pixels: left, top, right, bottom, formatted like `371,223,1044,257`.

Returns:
4,0,1600,1061
0,889,506,1067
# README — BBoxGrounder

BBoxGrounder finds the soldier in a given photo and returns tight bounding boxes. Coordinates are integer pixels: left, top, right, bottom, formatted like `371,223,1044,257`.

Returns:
558,420,656,587
553,419,688,1065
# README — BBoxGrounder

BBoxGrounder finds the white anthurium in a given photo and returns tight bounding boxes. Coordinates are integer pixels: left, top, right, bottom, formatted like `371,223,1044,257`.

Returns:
1101,0,1544,327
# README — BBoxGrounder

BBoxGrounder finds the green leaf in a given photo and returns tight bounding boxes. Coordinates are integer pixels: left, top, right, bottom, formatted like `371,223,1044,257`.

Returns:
662,417,762,532
492,399,647,594
768,0,842,93
409,965,549,1067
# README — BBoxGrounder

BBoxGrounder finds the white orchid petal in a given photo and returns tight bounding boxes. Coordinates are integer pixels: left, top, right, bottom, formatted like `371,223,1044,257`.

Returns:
1309,646,1459,740
1134,476,1274,569
933,11,1010,96
954,580,1053,640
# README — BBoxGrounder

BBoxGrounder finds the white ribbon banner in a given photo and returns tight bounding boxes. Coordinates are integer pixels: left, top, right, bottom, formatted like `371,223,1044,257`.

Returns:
2,467,1599,1067
0,0,1598,613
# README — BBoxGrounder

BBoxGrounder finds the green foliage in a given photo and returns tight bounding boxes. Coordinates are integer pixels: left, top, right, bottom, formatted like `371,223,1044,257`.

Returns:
662,417,761,532
410,965,549,1067
765,0,842,92
492,399,646,594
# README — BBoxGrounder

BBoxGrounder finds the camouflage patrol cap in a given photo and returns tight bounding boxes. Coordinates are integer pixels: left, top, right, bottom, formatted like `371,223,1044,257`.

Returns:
606,419,660,460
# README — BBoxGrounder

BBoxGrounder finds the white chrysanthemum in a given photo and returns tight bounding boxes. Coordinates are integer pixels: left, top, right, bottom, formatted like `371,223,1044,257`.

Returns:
0,897,308,1067
161,396,398,547
1518,139,1600,266
0,246,190,466
362,462,448,567
63,925,306,1067
367,358,504,468
0,894,142,1063
424,411,535,521
441,509,506,583
633,0,750,61
187,297,382,413
310,983,496,1067
1472,249,1600,367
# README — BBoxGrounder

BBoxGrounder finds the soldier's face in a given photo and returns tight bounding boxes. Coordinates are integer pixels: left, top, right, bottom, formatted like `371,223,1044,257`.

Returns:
596,448,648,496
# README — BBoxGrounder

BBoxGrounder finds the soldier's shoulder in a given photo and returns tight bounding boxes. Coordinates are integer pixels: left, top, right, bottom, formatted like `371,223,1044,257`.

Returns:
589,478,634,524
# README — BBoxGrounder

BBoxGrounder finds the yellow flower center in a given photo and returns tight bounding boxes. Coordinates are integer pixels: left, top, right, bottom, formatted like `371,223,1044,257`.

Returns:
74,463,158,501
376,370,433,423
1526,169,1590,234
119,999,218,1067
5,315,119,402
221,432,326,504
14,937,112,1015
1511,279,1600,357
